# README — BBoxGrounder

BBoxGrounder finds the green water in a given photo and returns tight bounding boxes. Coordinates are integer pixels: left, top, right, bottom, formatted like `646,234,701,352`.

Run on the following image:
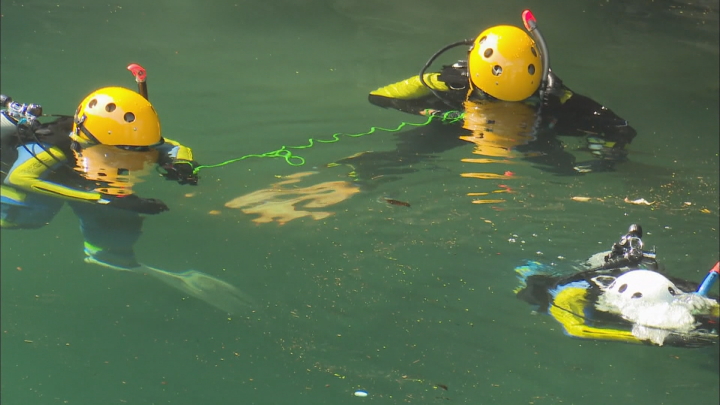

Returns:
1,1,718,404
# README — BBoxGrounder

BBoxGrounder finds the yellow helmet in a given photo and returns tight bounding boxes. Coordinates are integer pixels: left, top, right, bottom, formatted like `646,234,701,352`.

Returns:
468,25,542,101
73,87,162,147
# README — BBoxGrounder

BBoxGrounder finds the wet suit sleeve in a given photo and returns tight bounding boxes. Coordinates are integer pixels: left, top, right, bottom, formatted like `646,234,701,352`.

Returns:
545,78,637,162
368,73,457,116
549,287,642,343
156,138,195,165
5,144,103,203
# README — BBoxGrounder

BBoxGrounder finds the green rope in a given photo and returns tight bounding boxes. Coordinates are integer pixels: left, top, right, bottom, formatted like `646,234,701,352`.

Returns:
192,110,464,173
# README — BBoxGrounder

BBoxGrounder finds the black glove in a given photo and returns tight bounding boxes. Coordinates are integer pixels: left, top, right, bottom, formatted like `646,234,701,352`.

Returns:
437,63,468,90
162,160,199,185
102,194,169,215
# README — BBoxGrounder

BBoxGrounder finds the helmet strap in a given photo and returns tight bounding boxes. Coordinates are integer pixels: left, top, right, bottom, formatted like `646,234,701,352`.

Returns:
74,114,102,145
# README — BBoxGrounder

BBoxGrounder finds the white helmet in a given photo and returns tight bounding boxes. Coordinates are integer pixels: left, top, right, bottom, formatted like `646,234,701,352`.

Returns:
605,270,680,305
598,270,712,344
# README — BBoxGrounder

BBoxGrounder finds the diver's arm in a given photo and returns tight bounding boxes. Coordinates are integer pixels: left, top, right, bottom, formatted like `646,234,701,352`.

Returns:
368,73,456,116
5,144,103,203
549,287,642,343
156,138,199,185
545,78,637,162
157,138,195,163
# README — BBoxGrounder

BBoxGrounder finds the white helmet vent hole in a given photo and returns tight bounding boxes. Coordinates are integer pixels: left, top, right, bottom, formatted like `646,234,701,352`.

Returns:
105,103,116,113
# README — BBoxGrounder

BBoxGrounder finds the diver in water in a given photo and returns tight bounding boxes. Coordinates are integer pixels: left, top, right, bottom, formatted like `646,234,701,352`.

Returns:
1,72,198,271
1,67,253,315
515,224,719,347
341,10,636,180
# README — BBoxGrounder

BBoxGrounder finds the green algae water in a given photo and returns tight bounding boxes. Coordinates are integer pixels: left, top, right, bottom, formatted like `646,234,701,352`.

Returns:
2,1,718,404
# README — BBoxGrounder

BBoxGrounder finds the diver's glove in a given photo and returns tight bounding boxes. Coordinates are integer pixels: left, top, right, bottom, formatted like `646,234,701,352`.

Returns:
162,159,199,185
101,194,169,215
574,136,630,173
437,62,469,90
585,134,629,158
573,159,617,173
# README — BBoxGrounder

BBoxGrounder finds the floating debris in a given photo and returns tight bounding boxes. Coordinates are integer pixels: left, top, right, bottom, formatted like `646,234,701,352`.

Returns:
624,197,654,205
472,199,506,204
384,198,411,207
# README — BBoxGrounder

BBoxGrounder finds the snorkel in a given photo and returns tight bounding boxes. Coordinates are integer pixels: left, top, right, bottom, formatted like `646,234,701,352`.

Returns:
696,261,720,297
127,63,149,100
521,9,551,98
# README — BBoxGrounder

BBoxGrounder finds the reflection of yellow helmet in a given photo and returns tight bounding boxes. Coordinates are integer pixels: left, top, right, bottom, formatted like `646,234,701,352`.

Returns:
468,25,542,101
73,144,159,196
73,87,162,147
460,99,537,157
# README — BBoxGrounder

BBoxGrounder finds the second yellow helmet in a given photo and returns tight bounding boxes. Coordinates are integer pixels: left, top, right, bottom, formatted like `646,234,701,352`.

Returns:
468,25,542,102
73,87,162,147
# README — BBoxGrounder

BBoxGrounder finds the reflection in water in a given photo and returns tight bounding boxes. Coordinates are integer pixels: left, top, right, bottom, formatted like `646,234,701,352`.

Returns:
458,99,539,204
334,99,572,206
460,99,539,158
225,171,360,225
72,144,159,196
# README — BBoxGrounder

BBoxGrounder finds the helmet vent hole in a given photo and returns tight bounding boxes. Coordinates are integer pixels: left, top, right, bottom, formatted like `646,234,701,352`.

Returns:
531,47,537,57
492,65,502,76
124,112,136,123
668,286,676,295
483,48,493,58
618,284,628,293
88,99,98,108
478,36,487,45
105,103,116,113
631,292,643,299
528,64,536,75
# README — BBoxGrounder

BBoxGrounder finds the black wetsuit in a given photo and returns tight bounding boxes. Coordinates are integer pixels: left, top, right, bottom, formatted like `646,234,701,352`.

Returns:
343,63,637,182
